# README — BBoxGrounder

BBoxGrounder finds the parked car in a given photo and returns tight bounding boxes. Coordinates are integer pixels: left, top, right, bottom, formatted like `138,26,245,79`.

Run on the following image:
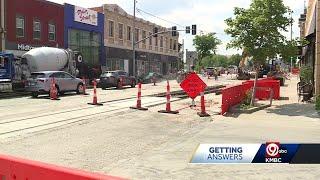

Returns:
25,71,84,98
206,67,215,76
99,70,136,89
140,72,163,83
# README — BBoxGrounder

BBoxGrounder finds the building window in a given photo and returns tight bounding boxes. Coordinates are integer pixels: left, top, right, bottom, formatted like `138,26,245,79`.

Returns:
127,26,131,40
149,32,152,45
118,23,123,39
108,20,114,37
16,15,25,37
48,23,56,41
155,36,158,46
33,19,41,40
135,28,139,42
160,36,163,47
142,30,146,44
170,39,173,49
173,40,177,50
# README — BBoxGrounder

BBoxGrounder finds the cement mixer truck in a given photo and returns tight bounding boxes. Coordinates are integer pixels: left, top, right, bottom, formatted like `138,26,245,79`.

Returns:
0,47,84,92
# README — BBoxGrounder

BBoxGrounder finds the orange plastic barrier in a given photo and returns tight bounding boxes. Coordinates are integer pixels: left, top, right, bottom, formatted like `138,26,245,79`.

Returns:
221,84,249,115
242,79,280,100
0,154,124,180
221,79,280,115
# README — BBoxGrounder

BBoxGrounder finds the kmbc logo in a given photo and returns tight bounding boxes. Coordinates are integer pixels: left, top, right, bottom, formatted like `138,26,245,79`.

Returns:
265,142,287,163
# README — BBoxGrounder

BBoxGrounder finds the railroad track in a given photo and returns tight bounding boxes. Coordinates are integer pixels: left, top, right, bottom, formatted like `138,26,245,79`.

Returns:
0,97,179,138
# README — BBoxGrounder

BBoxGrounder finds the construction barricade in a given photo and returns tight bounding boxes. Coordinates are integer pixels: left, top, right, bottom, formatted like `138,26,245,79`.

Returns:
221,79,281,115
0,154,123,180
242,79,280,100
221,84,248,115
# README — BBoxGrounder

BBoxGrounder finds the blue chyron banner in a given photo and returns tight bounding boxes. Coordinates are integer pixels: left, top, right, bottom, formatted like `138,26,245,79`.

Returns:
190,143,320,164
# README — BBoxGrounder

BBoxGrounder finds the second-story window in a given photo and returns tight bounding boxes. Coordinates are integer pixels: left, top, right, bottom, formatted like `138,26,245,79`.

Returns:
173,40,177,50
118,23,123,39
48,23,56,41
127,26,131,40
160,36,163,48
109,20,114,37
16,15,25,38
142,30,146,44
135,28,139,41
149,32,152,45
155,36,158,46
33,19,41,40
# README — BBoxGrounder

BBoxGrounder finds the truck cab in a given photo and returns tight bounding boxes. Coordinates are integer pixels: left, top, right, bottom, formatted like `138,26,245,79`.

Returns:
0,52,14,92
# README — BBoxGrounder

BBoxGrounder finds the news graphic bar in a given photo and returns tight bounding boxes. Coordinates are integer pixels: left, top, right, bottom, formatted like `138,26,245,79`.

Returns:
190,143,320,164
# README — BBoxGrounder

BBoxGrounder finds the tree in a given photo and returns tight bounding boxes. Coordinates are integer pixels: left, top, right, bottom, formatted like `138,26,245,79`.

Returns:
225,0,291,106
227,54,242,67
279,38,308,64
193,33,222,65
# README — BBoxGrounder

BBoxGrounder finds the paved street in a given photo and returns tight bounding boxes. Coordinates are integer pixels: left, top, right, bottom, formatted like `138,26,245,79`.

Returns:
0,75,319,179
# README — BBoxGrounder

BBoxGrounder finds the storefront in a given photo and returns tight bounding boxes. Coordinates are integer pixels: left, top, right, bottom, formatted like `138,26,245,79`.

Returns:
64,4,105,78
106,46,178,76
5,0,64,56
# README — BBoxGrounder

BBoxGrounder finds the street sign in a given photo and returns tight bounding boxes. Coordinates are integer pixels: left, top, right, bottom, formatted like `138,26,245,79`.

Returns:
180,72,207,99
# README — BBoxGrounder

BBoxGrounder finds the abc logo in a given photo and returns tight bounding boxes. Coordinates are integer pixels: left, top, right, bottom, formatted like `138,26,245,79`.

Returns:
266,143,279,157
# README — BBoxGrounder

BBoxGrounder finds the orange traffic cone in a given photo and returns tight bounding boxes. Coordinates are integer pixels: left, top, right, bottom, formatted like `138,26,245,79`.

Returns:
197,92,210,117
50,77,59,100
130,83,148,110
158,80,178,114
88,79,103,106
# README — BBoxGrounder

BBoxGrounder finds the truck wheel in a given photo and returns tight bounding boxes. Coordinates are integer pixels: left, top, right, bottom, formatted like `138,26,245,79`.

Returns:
131,80,136,88
31,92,38,98
76,83,84,94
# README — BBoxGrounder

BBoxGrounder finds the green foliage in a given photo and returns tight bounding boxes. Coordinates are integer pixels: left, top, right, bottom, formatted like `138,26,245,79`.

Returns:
196,54,242,69
316,95,320,111
300,66,313,83
225,0,292,65
280,38,309,64
243,89,253,106
193,33,222,63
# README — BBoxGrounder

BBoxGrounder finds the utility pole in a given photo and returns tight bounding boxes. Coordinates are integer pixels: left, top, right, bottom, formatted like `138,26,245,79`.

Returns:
132,0,136,77
290,10,293,73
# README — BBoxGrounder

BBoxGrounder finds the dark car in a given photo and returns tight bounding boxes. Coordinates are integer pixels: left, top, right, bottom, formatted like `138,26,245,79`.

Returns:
99,70,136,89
206,67,215,76
140,72,163,83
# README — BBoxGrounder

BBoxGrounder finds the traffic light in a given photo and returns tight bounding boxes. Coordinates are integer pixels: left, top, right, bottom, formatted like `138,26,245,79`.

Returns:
186,26,190,34
153,27,158,37
172,26,177,36
192,25,197,35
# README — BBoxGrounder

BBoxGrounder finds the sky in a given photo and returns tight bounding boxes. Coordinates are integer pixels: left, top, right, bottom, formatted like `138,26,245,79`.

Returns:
48,0,305,55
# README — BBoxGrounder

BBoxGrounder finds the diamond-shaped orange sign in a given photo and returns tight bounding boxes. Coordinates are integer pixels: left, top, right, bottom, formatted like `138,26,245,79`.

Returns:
180,72,207,99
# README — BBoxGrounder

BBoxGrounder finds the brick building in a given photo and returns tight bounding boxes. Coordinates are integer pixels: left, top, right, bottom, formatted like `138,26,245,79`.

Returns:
299,0,320,96
92,4,179,76
5,0,64,56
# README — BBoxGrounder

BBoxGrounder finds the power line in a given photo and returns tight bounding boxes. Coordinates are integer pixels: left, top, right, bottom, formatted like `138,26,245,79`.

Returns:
136,8,185,28
136,7,223,37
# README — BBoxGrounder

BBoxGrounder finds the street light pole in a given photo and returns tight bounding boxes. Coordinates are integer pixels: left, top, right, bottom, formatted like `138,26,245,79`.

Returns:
132,0,136,77
290,10,293,73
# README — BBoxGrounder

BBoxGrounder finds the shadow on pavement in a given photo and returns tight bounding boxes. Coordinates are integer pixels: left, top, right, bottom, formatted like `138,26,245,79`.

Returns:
266,103,319,119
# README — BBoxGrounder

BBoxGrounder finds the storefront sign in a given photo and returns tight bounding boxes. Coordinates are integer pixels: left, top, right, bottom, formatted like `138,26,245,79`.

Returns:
74,6,98,26
17,44,36,51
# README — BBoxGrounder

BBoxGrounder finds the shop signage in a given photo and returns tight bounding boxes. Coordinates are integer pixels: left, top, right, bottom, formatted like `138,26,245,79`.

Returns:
17,44,36,51
74,6,98,26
